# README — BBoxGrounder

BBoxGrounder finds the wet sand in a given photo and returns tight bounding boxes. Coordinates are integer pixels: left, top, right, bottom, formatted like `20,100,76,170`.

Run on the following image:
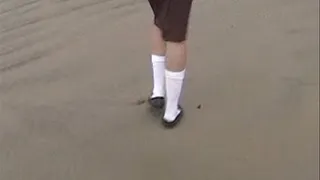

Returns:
0,0,319,179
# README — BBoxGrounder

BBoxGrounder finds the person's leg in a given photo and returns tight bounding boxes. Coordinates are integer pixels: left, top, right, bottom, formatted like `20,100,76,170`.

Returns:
163,42,187,121
161,0,193,125
148,0,167,108
150,24,166,99
151,24,166,56
166,42,187,71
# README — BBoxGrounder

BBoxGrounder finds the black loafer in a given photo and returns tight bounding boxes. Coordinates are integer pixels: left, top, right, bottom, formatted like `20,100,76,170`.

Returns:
148,96,165,109
162,106,183,129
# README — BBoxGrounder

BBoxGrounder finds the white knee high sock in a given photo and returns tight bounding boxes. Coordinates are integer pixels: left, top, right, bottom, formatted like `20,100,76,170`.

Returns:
151,55,166,98
164,69,185,122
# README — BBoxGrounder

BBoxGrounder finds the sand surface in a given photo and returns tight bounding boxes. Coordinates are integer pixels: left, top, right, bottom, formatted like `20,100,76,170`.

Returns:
0,0,319,179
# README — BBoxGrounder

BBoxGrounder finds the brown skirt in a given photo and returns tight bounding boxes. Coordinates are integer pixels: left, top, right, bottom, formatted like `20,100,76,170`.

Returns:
148,0,193,42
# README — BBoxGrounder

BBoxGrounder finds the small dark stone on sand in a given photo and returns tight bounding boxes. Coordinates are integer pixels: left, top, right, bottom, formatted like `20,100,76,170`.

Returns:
197,104,202,109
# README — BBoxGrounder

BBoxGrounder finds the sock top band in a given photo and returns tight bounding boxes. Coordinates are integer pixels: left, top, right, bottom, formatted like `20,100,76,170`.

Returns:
165,69,186,80
152,55,166,62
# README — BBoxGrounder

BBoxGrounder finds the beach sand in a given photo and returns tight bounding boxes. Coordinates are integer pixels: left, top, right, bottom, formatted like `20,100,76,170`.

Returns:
0,0,319,179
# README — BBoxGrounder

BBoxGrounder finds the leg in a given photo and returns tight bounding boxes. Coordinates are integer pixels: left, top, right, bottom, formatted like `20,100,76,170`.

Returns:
161,0,193,126
148,0,166,108
166,41,187,72
163,41,187,123
151,24,166,56
150,24,166,99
